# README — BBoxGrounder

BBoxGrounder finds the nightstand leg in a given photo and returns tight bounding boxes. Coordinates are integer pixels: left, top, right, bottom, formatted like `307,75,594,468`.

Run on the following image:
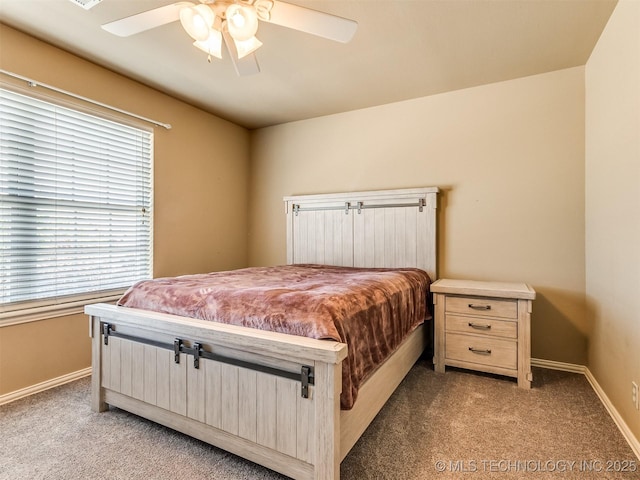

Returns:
433,293,446,373
517,299,532,389
518,371,533,389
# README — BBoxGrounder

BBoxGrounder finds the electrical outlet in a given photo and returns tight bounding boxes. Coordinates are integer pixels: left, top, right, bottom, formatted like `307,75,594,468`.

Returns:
633,382,639,410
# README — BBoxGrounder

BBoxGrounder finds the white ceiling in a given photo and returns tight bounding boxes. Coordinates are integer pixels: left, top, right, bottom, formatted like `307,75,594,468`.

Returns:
0,0,617,129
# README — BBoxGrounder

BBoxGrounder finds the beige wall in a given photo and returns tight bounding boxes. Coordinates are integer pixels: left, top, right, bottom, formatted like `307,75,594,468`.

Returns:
0,25,250,396
249,67,587,365
586,0,640,442
0,314,88,393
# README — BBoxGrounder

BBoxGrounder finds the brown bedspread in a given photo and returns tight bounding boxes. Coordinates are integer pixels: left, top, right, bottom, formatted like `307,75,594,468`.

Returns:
118,264,431,409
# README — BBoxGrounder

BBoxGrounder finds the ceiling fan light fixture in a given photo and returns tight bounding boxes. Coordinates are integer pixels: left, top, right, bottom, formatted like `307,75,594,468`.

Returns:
193,29,223,59
180,4,215,42
225,4,259,42
100,0,357,76
233,35,263,59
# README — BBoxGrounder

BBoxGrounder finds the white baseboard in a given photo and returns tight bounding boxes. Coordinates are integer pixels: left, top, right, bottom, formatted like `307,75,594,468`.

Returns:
532,358,640,460
0,367,91,406
531,357,586,374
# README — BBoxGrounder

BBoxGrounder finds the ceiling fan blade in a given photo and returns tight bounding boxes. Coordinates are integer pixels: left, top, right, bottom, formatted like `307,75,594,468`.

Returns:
102,2,194,37
264,1,357,43
222,31,260,76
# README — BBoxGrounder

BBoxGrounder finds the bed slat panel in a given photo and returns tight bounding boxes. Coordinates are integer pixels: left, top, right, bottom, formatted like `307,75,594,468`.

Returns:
156,350,170,410
238,369,258,442
108,337,121,392
169,353,187,416
221,364,240,435
120,338,133,397
204,360,222,429
256,374,278,450
131,342,145,401
291,205,353,267
336,209,353,266
297,384,315,463
297,209,311,265
310,211,322,264
354,203,425,269
276,376,299,457
187,357,206,423
143,344,158,405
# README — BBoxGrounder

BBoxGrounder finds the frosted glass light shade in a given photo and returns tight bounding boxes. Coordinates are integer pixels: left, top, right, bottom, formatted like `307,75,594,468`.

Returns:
226,4,259,41
180,4,215,42
193,29,223,59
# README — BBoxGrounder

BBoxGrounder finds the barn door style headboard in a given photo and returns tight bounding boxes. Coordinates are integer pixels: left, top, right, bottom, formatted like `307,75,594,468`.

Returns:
284,187,439,281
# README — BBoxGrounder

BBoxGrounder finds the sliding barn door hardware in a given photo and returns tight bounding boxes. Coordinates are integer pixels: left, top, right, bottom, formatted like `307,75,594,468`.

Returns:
301,365,312,398
102,323,314,397
293,202,351,216
291,197,427,215
102,322,166,350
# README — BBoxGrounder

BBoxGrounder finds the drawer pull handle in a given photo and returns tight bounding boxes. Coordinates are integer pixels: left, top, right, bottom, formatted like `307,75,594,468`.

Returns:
468,347,492,355
468,304,491,310
468,322,491,330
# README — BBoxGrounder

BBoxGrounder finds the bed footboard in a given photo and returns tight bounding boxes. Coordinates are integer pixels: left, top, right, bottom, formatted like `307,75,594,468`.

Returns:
87,304,347,480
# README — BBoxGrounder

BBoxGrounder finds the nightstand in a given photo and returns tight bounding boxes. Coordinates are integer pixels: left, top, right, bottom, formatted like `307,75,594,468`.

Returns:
431,279,536,388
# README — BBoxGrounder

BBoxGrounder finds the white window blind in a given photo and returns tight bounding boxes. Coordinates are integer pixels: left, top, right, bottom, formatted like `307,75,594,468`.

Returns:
0,88,152,311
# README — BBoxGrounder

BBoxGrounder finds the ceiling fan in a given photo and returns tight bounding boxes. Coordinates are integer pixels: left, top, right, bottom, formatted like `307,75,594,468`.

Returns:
101,0,358,76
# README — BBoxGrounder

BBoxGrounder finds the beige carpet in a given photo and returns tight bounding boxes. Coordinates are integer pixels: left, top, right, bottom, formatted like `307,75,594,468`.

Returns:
1,361,638,480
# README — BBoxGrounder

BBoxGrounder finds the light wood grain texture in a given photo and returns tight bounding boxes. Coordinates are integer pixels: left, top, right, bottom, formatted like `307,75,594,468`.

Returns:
431,278,535,387
430,278,536,300
445,296,518,319
120,339,132,396
256,374,277,450
204,360,222,429
90,315,107,412
445,314,517,339
143,345,157,405
433,293,446,374
87,187,439,480
276,376,298,457
221,364,239,435
131,342,145,401
104,389,315,480
238,369,258,442
517,298,533,388
108,336,121,392
296,384,314,464
445,332,518,369
285,187,438,281
187,357,206,423
313,361,341,480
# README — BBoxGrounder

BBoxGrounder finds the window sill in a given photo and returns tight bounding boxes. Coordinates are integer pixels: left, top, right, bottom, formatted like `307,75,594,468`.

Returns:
0,292,124,328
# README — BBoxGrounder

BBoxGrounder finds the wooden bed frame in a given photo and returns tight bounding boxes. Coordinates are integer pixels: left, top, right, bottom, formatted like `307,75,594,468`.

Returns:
85,187,438,480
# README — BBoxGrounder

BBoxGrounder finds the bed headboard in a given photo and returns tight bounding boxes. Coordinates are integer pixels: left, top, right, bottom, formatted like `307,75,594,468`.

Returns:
283,187,439,281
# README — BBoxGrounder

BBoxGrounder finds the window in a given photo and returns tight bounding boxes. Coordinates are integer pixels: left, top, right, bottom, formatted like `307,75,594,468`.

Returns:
0,88,152,319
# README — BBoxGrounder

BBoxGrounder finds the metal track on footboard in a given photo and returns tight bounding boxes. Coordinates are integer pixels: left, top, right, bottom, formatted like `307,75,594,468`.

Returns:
101,322,315,397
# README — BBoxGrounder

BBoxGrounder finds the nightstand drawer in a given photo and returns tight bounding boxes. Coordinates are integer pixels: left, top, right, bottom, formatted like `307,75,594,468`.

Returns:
445,314,517,339
445,332,517,370
445,296,518,319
